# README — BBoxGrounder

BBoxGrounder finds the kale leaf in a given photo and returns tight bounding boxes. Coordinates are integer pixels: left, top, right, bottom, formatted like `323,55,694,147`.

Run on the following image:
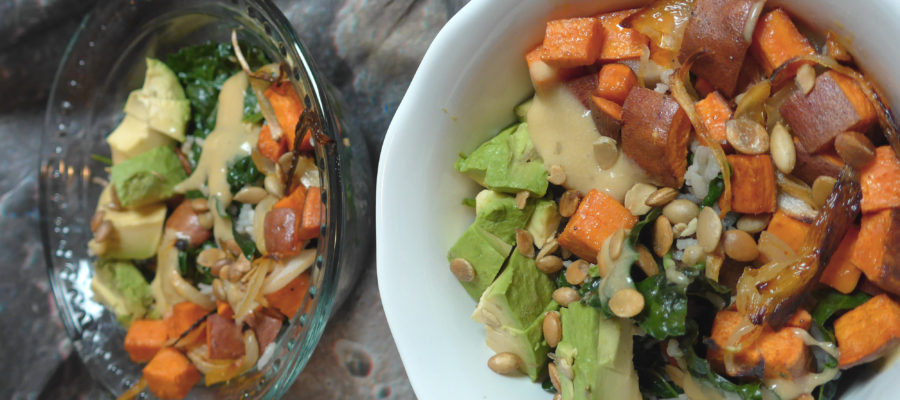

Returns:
628,207,662,246
812,289,870,343
226,155,264,195
242,86,264,123
702,174,724,207
166,41,269,166
176,239,215,285
635,271,688,339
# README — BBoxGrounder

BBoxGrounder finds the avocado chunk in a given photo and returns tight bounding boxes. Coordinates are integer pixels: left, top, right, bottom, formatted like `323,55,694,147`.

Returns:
110,146,187,207
106,115,175,164
555,302,642,400
90,259,154,326
456,122,549,196
448,225,511,300
142,58,187,101
475,189,535,245
89,186,166,259
124,91,190,141
449,190,536,299
526,199,561,248
472,251,557,380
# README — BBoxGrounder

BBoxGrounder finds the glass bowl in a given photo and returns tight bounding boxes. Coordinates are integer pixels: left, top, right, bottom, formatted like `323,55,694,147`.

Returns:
39,0,373,398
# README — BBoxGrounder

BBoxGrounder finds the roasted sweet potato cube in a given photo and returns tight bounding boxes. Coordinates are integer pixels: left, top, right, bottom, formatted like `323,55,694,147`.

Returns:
750,9,816,76
820,225,862,294
558,189,637,263
124,319,169,363
143,347,201,400
596,9,649,61
780,70,876,154
525,45,582,91
678,0,758,96
621,87,692,187
792,138,844,185
852,209,900,295
166,301,210,344
695,91,732,149
835,294,900,368
727,154,776,214
765,210,810,254
540,18,603,68
595,63,637,105
861,146,900,213
590,95,623,141
708,309,811,379
206,313,245,360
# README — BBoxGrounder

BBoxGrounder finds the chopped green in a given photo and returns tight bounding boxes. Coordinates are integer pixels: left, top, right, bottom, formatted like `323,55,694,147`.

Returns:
232,214,259,260
635,270,688,340
91,154,113,165
702,174,724,207
455,123,549,196
176,240,216,285
242,86,264,123
185,189,206,199
628,207,661,246
226,155,264,195
461,197,476,208
166,41,269,139
812,290,871,343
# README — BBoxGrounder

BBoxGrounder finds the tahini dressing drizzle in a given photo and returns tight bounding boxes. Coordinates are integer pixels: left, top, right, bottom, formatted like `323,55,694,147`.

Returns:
175,71,257,244
526,86,648,203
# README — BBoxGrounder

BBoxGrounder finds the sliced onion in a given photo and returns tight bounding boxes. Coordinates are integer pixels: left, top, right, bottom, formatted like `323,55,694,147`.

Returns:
776,171,816,209
262,249,315,294
669,53,733,217
744,1,766,43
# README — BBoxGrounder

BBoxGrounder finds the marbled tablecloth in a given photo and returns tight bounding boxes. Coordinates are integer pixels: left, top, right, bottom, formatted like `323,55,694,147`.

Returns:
0,0,466,398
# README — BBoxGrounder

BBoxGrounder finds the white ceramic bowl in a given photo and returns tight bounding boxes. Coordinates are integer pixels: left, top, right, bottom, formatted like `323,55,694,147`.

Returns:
377,0,900,398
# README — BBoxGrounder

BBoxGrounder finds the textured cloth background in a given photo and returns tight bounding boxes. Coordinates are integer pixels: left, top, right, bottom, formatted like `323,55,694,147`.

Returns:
0,0,467,398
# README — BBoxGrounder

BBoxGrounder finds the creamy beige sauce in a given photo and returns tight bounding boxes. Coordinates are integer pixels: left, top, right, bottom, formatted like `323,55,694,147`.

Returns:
526,86,648,202
175,72,257,244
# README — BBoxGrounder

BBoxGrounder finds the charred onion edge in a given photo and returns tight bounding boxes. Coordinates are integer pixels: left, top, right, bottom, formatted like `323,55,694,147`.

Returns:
669,52,733,218
744,166,861,327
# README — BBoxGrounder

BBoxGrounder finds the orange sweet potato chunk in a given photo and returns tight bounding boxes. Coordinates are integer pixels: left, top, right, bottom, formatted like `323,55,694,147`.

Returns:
621,87,692,188
166,302,210,343
124,319,169,363
558,189,637,263
852,209,900,295
525,45,582,91
750,9,816,75
835,294,900,368
861,146,900,213
143,347,201,399
265,271,311,318
727,154,777,214
708,309,811,379
820,225,862,294
765,211,810,255
595,63,637,105
695,91,732,148
540,18,603,68
596,9,648,61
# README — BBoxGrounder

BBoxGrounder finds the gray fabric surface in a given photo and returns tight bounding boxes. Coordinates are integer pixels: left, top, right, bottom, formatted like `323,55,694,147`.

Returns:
0,0,467,398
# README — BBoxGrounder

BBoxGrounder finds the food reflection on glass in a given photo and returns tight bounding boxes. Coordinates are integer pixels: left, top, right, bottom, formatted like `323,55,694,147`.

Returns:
447,1,900,399
87,34,322,399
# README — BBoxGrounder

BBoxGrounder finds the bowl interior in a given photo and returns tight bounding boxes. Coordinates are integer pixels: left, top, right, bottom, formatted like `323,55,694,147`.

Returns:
376,0,900,399
39,0,367,398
